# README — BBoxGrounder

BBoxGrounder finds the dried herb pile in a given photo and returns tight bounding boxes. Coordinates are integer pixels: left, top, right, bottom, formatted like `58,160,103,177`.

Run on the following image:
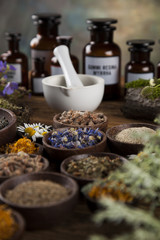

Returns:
57,110,105,126
48,128,103,149
0,152,45,177
5,180,70,206
0,205,18,240
67,155,122,179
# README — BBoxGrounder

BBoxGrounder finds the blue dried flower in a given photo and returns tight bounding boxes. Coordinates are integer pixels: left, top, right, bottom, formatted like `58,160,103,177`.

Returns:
48,127,103,149
2,82,18,95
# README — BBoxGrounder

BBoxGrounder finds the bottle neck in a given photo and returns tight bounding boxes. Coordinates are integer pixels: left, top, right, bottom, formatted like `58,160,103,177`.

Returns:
90,30,113,42
37,24,58,37
130,51,150,62
8,40,19,52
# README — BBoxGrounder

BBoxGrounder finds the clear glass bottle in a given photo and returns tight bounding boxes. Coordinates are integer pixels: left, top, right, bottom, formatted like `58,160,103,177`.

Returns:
30,57,48,95
51,36,79,74
83,18,121,100
125,40,155,83
1,32,29,88
30,13,61,74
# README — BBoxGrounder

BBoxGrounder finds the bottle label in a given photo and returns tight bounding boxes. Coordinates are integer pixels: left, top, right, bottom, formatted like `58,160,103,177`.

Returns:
127,72,154,82
51,66,63,75
31,49,53,73
7,64,22,83
33,77,43,93
85,56,119,85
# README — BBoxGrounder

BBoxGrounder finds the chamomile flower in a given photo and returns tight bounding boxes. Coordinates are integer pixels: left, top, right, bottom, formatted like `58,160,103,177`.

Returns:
17,123,52,142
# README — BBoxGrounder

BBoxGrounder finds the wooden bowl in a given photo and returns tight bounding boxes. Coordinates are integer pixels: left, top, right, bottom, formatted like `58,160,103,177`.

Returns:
42,128,107,166
60,152,127,188
106,123,158,156
10,210,25,240
53,112,108,133
0,172,78,230
0,154,49,184
0,108,17,146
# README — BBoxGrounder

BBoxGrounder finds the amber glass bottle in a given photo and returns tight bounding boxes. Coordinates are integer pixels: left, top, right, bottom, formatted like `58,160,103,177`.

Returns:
30,13,61,74
51,36,79,74
1,33,28,88
30,58,48,95
83,18,121,100
125,40,155,83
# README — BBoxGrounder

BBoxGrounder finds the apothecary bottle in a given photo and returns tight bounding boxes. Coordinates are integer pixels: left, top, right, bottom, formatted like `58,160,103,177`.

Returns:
125,40,155,83
30,57,48,95
157,40,160,78
51,36,79,74
1,32,29,88
30,13,61,74
83,18,121,100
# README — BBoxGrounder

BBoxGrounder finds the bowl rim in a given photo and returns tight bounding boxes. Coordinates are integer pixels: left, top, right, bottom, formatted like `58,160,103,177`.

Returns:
53,112,108,129
0,153,49,180
11,209,25,240
42,127,106,152
60,152,128,182
0,172,79,209
0,108,17,132
106,122,158,146
42,74,104,89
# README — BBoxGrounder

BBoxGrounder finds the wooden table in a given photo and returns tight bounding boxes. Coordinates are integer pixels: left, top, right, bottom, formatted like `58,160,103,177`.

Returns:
21,96,150,240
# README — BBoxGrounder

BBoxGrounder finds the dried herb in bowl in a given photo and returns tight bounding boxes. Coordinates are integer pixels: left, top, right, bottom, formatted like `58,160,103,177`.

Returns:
0,152,47,177
57,110,105,126
0,116,9,130
0,205,18,240
66,155,122,179
48,128,103,149
5,180,70,206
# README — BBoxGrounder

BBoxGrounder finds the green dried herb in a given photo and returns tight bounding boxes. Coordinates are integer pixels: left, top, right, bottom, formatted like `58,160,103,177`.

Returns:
0,99,30,125
0,116,8,129
67,155,122,179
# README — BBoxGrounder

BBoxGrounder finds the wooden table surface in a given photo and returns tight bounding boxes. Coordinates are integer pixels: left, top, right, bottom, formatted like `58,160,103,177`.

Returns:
21,96,151,240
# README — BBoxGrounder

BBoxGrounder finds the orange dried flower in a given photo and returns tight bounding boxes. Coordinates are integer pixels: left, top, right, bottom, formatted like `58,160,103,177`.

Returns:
7,137,38,154
88,181,133,203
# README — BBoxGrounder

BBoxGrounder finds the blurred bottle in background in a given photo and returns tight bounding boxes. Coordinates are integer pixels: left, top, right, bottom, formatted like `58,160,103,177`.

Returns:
1,32,29,88
51,36,79,75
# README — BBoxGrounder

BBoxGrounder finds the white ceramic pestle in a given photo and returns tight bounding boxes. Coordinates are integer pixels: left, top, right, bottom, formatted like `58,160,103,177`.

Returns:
53,45,83,88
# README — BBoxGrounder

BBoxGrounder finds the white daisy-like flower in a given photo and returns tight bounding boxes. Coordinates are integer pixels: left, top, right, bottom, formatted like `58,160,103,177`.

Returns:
149,78,156,87
17,123,52,142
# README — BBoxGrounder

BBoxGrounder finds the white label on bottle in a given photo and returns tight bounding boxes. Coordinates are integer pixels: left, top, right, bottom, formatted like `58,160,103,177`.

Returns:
85,56,119,85
31,49,52,73
51,66,63,75
33,77,43,93
127,72,154,82
7,64,22,83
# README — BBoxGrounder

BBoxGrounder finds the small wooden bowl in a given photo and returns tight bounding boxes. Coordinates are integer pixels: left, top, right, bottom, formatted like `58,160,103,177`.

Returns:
60,152,127,188
0,172,78,230
11,210,25,240
0,108,17,146
53,113,108,133
42,128,107,166
0,154,49,184
106,123,158,156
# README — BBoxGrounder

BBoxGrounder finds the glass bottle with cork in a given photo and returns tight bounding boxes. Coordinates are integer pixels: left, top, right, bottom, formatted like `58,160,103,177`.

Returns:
30,57,48,95
83,18,121,100
125,39,155,83
1,32,28,88
30,13,61,74
51,36,79,75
